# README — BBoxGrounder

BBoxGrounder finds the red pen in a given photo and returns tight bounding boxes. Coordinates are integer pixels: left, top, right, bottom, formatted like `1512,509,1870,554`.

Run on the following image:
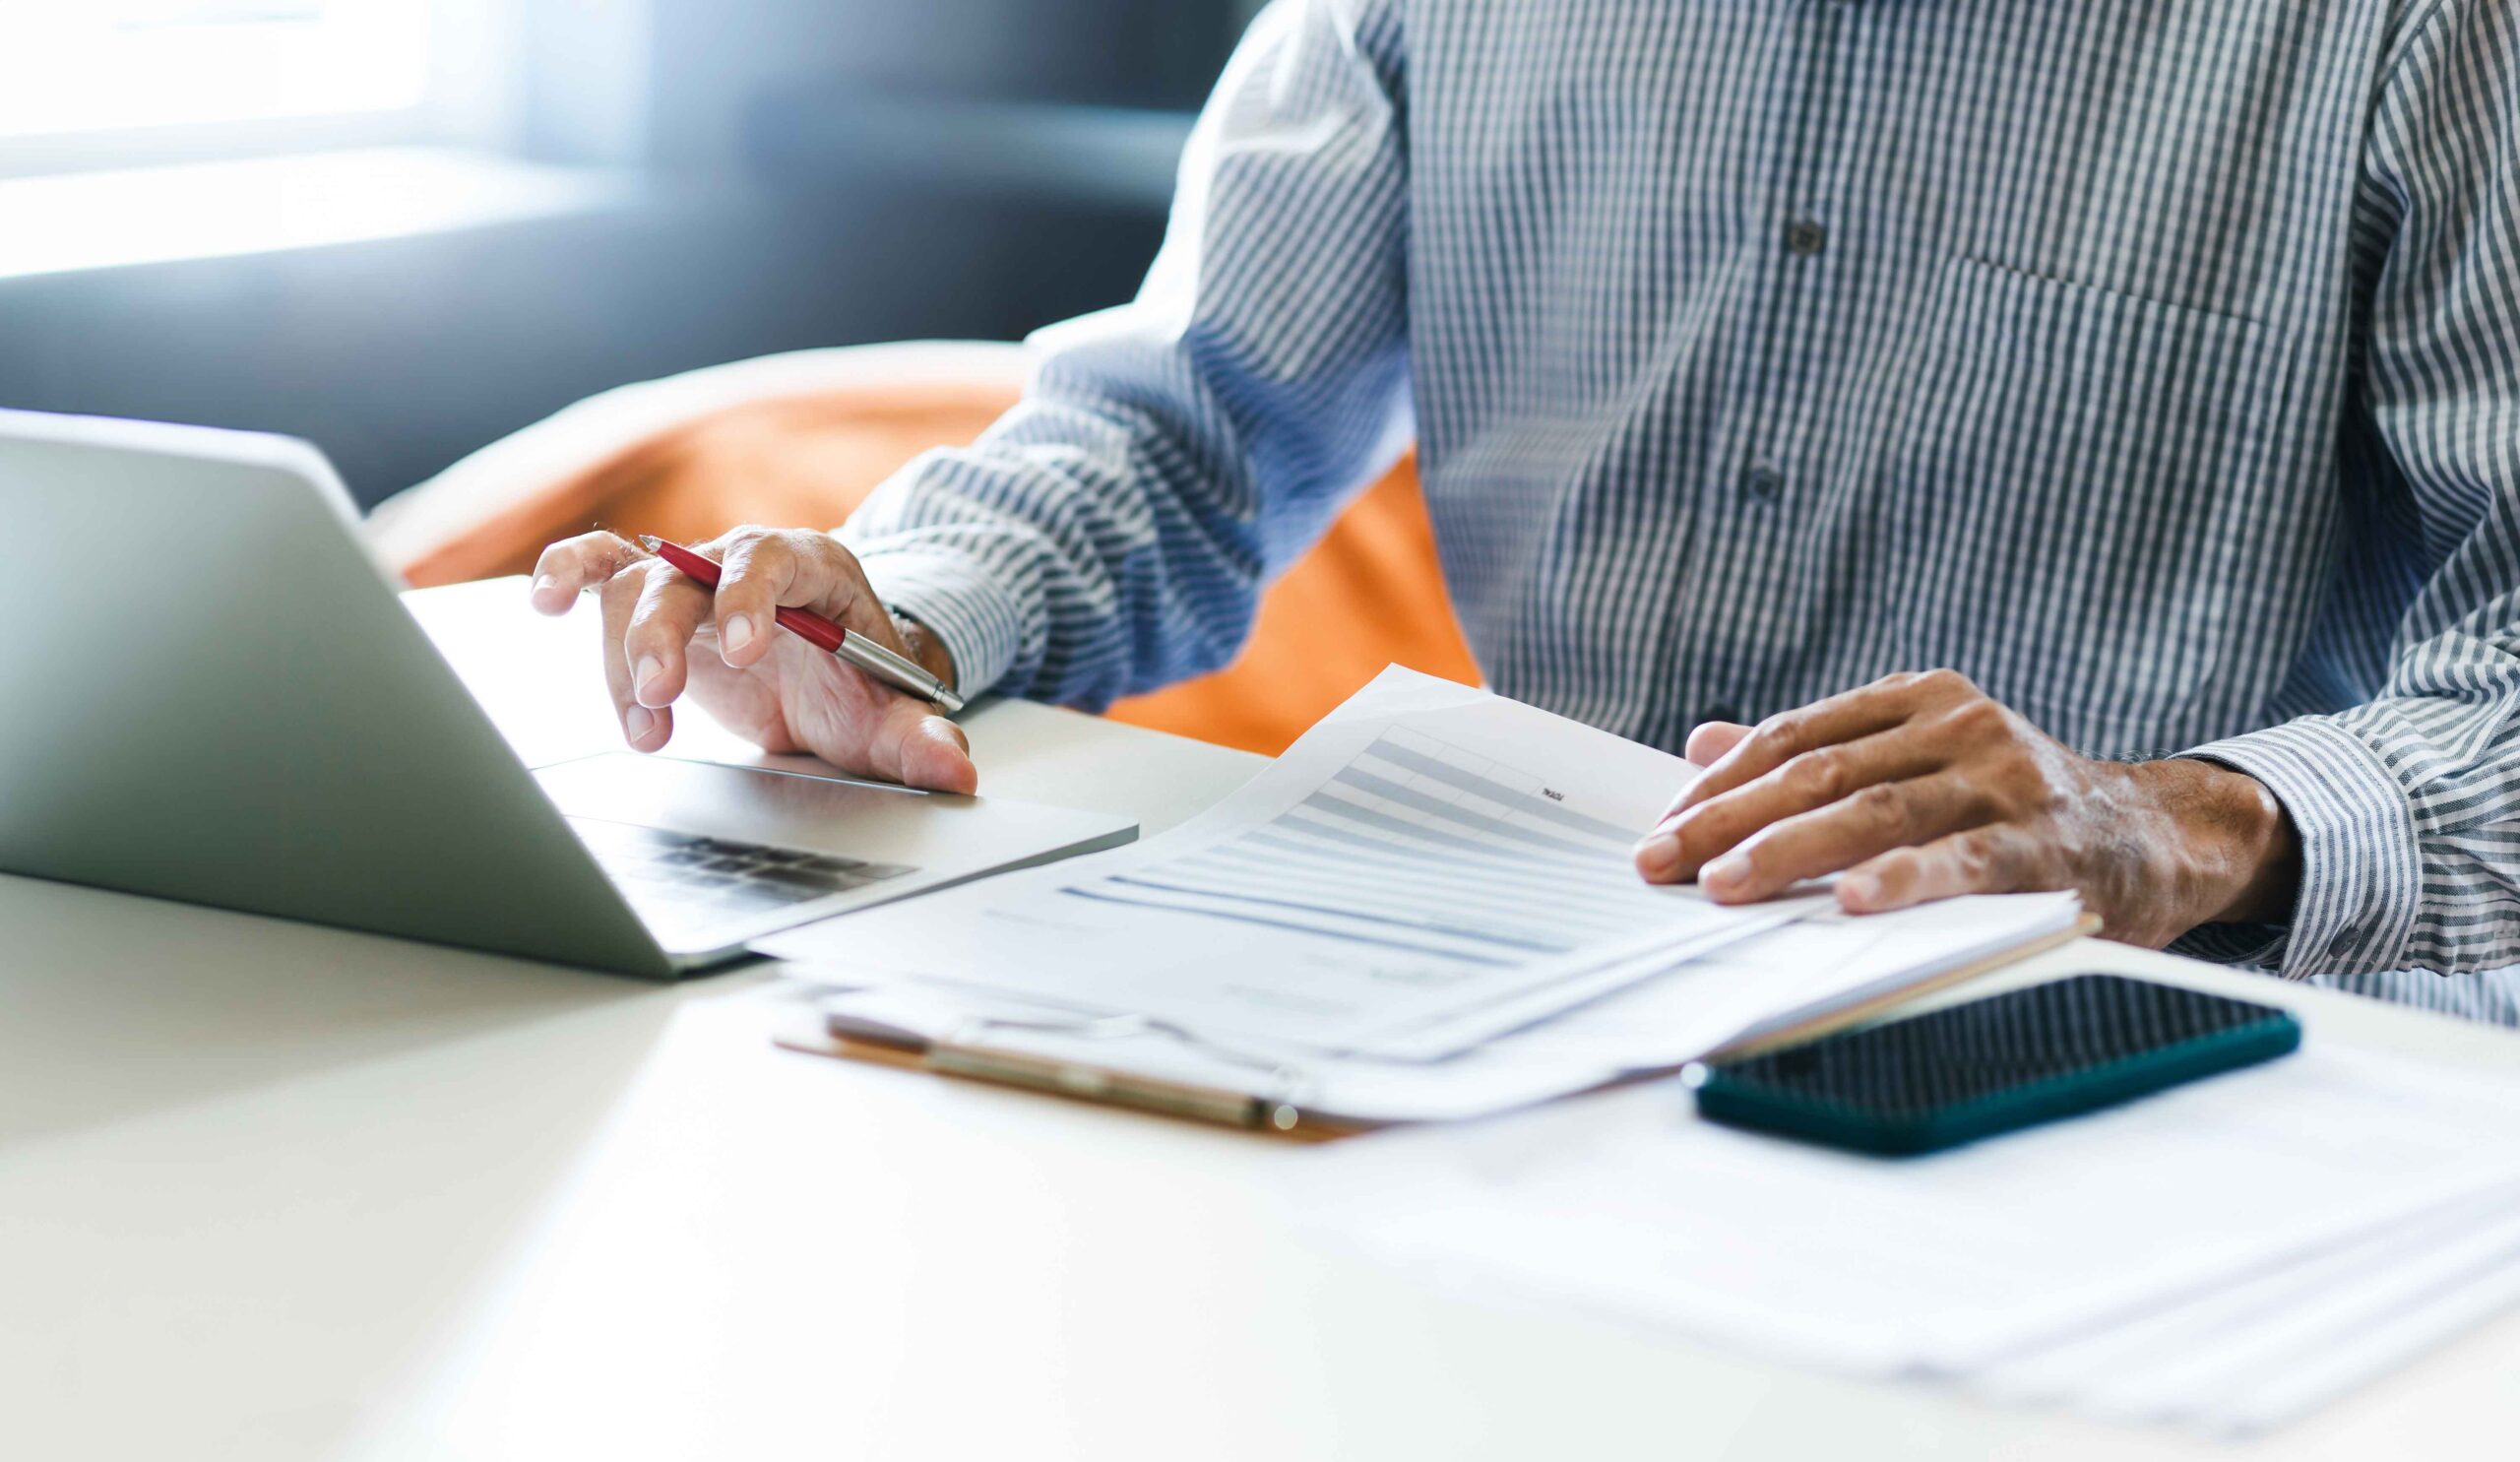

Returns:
639,537,965,714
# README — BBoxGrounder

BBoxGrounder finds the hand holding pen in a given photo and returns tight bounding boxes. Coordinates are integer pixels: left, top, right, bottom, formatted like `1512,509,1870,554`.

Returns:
639,537,964,714
526,527,979,795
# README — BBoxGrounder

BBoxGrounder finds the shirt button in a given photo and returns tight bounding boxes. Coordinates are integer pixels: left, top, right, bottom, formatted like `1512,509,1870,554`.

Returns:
1741,465,1785,499
1784,219,1828,256
2328,929,2357,959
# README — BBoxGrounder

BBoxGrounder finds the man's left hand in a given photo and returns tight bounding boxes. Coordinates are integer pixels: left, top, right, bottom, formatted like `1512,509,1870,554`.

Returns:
1632,670,2300,946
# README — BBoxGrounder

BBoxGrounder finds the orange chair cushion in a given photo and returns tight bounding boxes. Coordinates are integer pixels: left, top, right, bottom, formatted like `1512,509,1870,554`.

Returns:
389,381,1478,755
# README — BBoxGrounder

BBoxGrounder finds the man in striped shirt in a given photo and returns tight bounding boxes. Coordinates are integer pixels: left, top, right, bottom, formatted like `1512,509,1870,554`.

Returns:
534,2,2520,1014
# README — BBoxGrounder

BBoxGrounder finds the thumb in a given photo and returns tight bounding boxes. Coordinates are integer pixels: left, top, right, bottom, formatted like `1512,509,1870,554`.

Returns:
1685,720,1753,768
869,696,979,795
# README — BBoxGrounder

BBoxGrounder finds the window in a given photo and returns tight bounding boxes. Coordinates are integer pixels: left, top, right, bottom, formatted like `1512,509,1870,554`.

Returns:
0,1,513,169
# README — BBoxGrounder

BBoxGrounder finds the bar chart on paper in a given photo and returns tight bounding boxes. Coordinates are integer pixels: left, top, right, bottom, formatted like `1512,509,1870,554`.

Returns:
762,672,1812,1057
1065,726,1712,972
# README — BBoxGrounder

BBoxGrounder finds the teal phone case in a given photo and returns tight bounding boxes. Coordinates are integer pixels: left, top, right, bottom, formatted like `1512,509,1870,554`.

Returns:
1691,976,2302,1156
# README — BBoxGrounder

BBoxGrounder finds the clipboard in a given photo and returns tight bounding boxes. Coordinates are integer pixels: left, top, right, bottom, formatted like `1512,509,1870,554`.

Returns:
773,915,2102,1138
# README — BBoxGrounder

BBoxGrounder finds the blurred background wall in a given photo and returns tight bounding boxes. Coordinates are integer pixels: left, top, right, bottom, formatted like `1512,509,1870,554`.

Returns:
0,0,1266,507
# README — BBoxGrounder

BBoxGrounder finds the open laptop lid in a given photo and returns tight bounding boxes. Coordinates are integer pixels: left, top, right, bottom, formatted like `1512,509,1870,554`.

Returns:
0,409,676,977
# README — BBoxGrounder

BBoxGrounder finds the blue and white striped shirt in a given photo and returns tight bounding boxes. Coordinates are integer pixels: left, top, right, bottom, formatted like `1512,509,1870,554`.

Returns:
846,0,2520,992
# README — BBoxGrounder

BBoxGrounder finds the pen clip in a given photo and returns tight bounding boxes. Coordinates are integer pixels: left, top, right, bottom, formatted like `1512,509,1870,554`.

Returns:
843,631,944,690
838,632,966,715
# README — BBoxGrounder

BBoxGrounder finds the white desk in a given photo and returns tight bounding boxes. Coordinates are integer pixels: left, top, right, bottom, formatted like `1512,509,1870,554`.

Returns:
6,578,2518,1462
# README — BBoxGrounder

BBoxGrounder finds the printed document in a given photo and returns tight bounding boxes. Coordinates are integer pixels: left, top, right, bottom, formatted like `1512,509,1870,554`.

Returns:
759,667,1819,1058
802,890,2084,1124
1302,1045,2520,1428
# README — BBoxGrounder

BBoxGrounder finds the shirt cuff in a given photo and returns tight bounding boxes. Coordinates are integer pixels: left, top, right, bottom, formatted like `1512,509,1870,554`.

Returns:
839,542,1027,703
2178,717,2425,979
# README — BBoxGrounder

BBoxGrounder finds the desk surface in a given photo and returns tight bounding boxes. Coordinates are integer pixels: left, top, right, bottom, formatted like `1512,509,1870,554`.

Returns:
5,578,2518,1462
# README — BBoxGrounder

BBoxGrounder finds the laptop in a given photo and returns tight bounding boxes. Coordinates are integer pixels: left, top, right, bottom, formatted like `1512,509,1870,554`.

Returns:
0,409,1137,978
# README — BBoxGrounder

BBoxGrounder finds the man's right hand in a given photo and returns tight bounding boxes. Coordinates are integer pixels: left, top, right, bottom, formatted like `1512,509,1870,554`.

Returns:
528,527,977,795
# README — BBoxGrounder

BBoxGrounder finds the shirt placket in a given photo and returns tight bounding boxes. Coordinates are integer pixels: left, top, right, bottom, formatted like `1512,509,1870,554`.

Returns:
1676,0,1856,739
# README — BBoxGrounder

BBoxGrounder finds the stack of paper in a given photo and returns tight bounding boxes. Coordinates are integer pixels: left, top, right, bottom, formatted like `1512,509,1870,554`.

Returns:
1300,1046,2520,1433
764,667,2085,1124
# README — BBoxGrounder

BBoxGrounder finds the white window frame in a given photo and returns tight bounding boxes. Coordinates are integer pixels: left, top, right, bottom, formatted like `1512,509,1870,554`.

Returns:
0,0,524,179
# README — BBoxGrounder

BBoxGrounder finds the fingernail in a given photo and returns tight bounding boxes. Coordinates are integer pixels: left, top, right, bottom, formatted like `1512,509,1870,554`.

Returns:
634,656,665,704
1635,832,1680,879
1841,871,1882,907
723,613,756,657
532,573,559,598
1703,855,1748,891
624,705,656,742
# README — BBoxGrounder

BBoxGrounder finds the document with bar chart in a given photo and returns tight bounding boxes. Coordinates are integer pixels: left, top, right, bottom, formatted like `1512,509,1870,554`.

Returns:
760,667,1817,1059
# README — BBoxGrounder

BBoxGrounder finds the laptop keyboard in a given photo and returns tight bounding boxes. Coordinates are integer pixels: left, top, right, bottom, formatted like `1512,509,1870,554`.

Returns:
568,818,915,923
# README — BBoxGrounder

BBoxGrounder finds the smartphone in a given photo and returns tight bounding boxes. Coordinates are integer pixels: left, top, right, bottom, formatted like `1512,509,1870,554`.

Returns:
1685,974,2300,1156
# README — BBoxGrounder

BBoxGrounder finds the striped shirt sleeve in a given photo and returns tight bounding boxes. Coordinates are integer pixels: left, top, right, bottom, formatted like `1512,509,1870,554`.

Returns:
840,0,1414,709
2184,0,2520,978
